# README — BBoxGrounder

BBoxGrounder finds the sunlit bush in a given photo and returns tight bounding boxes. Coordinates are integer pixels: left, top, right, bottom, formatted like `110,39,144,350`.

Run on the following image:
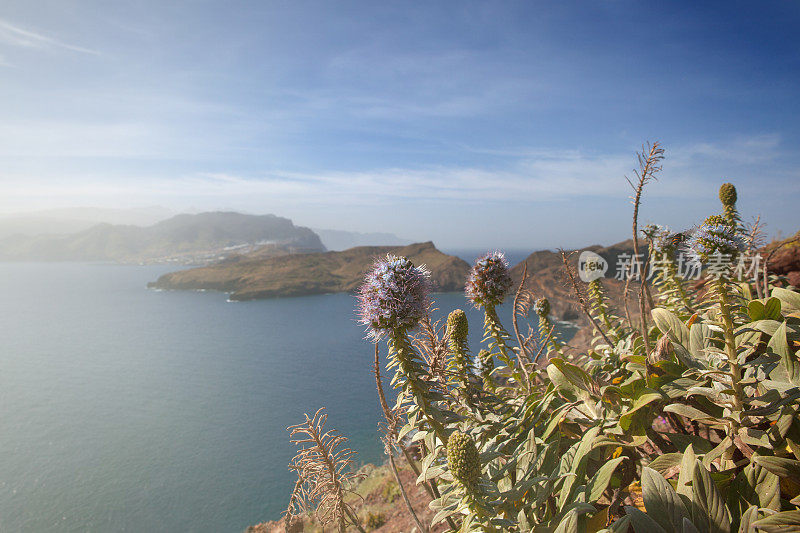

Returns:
287,143,800,532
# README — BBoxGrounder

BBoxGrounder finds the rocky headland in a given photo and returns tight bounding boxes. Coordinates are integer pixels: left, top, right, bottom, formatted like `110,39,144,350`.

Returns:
148,241,471,300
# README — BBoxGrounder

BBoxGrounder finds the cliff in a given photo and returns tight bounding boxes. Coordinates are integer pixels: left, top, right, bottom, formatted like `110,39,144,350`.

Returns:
510,240,638,324
148,242,471,300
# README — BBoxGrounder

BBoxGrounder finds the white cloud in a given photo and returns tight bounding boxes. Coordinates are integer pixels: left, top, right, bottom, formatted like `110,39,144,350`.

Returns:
0,18,100,56
1,134,793,213
0,133,792,210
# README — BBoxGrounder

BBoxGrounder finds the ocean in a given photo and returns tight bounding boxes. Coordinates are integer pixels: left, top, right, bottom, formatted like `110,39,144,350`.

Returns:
0,261,568,532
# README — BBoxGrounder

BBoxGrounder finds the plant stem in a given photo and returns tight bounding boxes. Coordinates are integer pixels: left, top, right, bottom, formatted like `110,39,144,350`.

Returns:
717,276,745,469
387,450,428,533
484,304,514,369
388,330,448,444
717,278,745,412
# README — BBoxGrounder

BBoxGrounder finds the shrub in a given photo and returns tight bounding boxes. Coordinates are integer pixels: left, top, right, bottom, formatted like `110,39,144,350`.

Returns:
365,511,386,530
289,142,800,532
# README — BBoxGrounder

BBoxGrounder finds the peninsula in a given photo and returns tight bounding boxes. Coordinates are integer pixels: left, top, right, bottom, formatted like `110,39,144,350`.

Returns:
148,241,471,300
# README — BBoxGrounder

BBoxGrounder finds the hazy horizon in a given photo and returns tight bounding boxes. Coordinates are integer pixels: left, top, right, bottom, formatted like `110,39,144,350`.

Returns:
1,1,799,249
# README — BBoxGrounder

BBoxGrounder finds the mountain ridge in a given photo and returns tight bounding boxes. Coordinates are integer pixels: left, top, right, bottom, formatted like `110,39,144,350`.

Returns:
0,211,325,263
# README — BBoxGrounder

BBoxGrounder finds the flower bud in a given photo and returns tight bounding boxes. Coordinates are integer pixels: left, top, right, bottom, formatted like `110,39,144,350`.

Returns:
533,297,550,318
446,431,481,487
446,309,469,344
719,183,737,207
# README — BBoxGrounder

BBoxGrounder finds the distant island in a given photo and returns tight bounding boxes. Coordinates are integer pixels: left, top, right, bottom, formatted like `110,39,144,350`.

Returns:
0,211,325,264
148,241,471,300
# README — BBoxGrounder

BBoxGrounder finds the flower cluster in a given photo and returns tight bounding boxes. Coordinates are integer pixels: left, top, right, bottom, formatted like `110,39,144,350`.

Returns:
357,254,430,339
643,224,684,255
446,431,481,487
465,251,512,307
533,297,550,318
687,215,745,263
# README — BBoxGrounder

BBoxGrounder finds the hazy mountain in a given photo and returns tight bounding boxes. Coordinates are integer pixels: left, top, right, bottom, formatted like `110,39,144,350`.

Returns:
0,206,176,238
0,212,325,263
312,228,409,251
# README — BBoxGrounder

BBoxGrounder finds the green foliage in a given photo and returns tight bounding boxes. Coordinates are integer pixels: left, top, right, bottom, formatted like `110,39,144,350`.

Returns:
365,511,386,530
293,161,800,531
358,178,799,531
380,480,400,503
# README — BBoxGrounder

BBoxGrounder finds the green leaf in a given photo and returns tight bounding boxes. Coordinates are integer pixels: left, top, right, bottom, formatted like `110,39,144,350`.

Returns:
642,466,691,532
678,445,696,502
558,425,600,510
553,509,581,533
693,460,731,533
752,455,800,483
683,517,701,533
751,510,800,532
738,505,759,533
550,357,592,392
547,363,581,401
620,391,665,430
735,461,781,512
764,297,783,320
518,508,531,532
772,287,800,312
648,453,684,475
587,456,626,502
653,308,691,348
690,323,714,360
609,515,631,533
748,300,766,321
624,506,668,533
668,434,714,455
664,403,721,425
769,321,800,386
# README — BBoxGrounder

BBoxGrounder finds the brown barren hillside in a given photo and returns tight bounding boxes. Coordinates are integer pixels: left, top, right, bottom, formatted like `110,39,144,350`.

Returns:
148,241,470,301
510,240,638,324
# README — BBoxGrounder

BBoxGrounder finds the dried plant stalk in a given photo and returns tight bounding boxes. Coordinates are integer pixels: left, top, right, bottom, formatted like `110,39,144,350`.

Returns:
286,408,366,533
560,248,614,348
626,141,665,354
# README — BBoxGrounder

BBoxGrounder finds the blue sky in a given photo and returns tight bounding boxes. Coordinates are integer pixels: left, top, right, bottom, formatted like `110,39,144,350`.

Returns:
0,1,798,248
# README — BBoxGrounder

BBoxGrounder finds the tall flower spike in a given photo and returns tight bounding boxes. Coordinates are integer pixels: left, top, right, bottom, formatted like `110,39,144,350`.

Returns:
446,309,469,344
446,431,481,488
718,182,740,228
687,215,745,264
446,309,471,389
719,183,737,207
465,251,512,308
357,254,431,339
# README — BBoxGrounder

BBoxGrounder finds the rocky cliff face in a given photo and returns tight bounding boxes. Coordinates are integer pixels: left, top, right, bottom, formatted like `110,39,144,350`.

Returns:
149,241,471,300
765,232,800,287
510,240,638,325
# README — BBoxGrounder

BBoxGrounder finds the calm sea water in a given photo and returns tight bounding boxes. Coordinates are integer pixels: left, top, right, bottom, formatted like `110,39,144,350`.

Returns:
0,262,570,532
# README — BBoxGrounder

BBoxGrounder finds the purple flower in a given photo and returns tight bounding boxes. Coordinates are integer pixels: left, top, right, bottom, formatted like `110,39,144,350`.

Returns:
465,251,512,307
357,254,431,338
686,215,745,263
643,224,678,254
